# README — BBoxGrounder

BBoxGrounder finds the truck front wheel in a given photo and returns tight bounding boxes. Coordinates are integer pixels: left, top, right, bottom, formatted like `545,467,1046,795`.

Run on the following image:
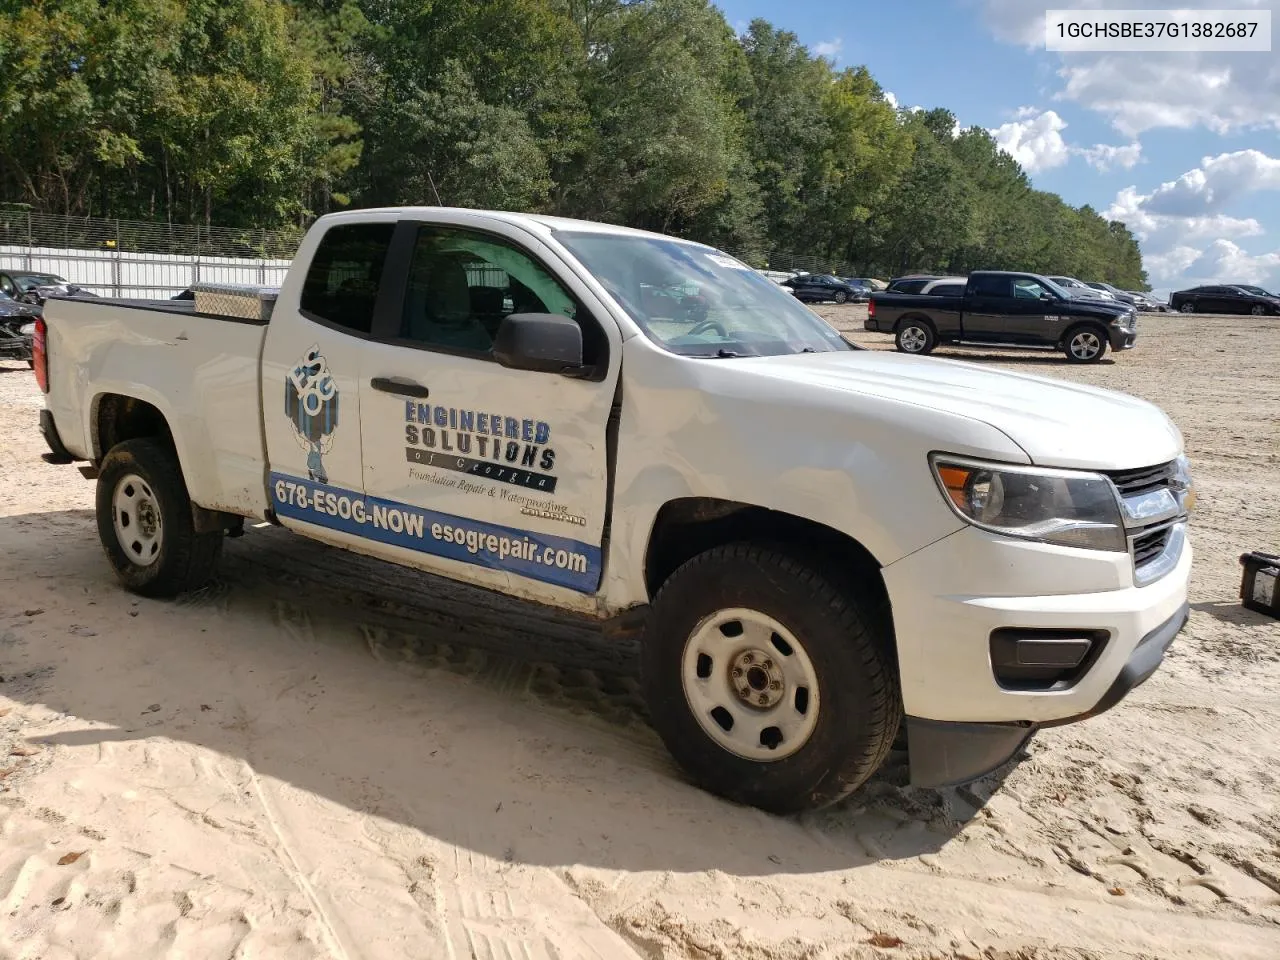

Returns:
642,544,902,814
95,438,223,598
895,320,936,355
1063,326,1108,363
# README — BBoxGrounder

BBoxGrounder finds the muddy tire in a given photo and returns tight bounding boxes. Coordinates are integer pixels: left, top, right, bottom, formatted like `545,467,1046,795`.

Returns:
641,543,901,814
95,438,223,597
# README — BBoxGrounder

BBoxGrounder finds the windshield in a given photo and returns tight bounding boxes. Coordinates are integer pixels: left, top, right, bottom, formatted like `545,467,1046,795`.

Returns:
554,231,853,358
1033,276,1072,299
1237,285,1276,297
14,274,63,291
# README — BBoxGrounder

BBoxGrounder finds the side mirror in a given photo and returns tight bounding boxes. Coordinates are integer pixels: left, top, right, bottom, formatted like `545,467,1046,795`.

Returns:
1040,291,1054,302
493,312,584,375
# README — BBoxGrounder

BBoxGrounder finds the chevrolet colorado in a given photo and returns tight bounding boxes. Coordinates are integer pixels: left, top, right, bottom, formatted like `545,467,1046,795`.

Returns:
867,270,1138,362
33,208,1193,813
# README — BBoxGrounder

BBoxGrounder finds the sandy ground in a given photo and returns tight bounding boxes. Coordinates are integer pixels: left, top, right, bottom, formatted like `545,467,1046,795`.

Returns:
1,311,1278,960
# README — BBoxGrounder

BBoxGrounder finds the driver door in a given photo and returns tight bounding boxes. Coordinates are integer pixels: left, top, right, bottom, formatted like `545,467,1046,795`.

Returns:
355,217,620,602
1005,276,1062,344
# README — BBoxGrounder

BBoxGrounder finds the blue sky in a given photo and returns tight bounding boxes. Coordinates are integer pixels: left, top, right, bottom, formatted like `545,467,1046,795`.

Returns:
715,0,1280,296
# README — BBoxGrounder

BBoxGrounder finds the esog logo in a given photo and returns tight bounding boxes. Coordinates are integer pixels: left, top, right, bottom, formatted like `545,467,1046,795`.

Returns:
285,345,340,483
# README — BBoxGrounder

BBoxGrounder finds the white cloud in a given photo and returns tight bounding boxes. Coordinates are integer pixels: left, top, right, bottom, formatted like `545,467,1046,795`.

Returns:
990,109,1072,172
1186,239,1280,285
1141,149,1280,216
884,90,899,109
989,108,1144,174
813,38,843,60
982,0,1280,136
1104,153,1280,293
1077,141,1142,172
1104,184,1265,247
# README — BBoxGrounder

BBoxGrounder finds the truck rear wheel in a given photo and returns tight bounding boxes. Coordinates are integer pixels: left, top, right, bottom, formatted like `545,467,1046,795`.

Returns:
641,543,901,814
95,438,223,598
895,319,935,355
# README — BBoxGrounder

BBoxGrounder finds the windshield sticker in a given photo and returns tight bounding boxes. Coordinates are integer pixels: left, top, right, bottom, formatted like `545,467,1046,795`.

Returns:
285,345,339,484
404,401,558,493
705,253,748,270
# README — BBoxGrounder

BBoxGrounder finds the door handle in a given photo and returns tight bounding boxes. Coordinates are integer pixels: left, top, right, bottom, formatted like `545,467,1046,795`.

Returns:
371,376,429,399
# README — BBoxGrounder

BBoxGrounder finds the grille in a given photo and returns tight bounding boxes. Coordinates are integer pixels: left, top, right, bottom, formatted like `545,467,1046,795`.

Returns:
1132,526,1173,566
1103,461,1175,498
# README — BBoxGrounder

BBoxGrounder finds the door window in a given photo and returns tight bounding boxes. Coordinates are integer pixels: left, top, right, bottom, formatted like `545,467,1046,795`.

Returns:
1013,278,1052,299
398,226,603,365
969,275,1011,298
299,223,396,335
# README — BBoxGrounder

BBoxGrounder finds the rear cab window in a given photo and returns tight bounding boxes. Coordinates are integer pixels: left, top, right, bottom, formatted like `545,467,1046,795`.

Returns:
299,223,396,335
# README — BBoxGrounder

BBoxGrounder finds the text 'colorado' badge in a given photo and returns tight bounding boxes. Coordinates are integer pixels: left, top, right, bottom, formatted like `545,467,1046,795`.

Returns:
403,401,558,493
285,344,339,483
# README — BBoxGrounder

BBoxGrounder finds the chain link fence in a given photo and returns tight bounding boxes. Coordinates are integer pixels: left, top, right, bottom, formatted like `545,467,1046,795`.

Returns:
0,205,302,259
0,206,300,298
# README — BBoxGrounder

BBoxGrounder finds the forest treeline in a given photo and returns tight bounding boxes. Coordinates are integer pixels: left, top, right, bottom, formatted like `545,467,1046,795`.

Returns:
0,0,1148,286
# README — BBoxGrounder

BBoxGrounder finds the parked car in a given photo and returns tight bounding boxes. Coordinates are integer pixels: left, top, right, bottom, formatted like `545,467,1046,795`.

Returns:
836,278,875,301
33,208,1191,814
885,274,940,294
0,289,41,364
781,273,866,304
1083,281,1138,306
1169,284,1280,315
867,270,1138,362
1123,290,1164,312
1047,276,1115,301
0,270,98,305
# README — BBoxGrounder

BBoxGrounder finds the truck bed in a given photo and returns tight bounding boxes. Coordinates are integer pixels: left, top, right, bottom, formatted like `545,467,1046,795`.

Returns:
866,291,963,333
41,293,273,519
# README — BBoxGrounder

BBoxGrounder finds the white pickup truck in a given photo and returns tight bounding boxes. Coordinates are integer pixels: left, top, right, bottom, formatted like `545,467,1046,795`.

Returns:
33,207,1194,813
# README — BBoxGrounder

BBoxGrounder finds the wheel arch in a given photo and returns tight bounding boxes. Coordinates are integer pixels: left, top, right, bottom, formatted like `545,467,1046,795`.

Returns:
893,312,937,332
1058,319,1109,347
642,497,895,663
92,392,175,462
91,392,233,534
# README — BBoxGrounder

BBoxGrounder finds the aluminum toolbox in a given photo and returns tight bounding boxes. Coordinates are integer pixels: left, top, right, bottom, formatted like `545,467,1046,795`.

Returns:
190,282,280,322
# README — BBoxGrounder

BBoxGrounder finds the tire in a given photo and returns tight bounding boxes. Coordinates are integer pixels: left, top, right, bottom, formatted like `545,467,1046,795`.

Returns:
641,543,902,814
95,437,223,597
1251,304,1267,316
1179,302,1195,314
833,290,848,304
894,319,936,355
1063,325,1108,363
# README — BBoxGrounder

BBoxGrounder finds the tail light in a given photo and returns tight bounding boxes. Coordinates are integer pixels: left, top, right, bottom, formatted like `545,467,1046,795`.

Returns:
33,316,49,393
868,298,875,318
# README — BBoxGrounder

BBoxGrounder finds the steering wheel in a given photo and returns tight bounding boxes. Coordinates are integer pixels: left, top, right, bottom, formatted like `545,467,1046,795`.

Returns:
687,319,727,338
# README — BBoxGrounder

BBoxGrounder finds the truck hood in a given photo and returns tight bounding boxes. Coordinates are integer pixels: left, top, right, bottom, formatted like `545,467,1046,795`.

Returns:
738,350,1181,470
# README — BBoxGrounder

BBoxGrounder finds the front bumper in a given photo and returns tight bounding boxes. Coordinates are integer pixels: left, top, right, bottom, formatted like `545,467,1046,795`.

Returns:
1109,321,1138,349
906,601,1188,787
881,524,1191,784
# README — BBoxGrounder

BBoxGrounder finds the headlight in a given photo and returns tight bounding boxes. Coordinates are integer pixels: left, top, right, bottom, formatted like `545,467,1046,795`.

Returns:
1172,453,1196,512
930,455,1127,552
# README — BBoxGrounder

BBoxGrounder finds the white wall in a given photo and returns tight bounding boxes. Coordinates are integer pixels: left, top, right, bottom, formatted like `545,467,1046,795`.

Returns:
0,245,291,299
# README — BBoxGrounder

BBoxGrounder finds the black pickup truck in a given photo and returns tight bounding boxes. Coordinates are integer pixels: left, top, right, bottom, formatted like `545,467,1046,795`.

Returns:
865,270,1138,363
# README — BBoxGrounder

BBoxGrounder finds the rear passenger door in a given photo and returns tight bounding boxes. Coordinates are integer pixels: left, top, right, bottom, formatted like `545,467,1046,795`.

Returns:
959,275,1011,340
261,218,398,549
